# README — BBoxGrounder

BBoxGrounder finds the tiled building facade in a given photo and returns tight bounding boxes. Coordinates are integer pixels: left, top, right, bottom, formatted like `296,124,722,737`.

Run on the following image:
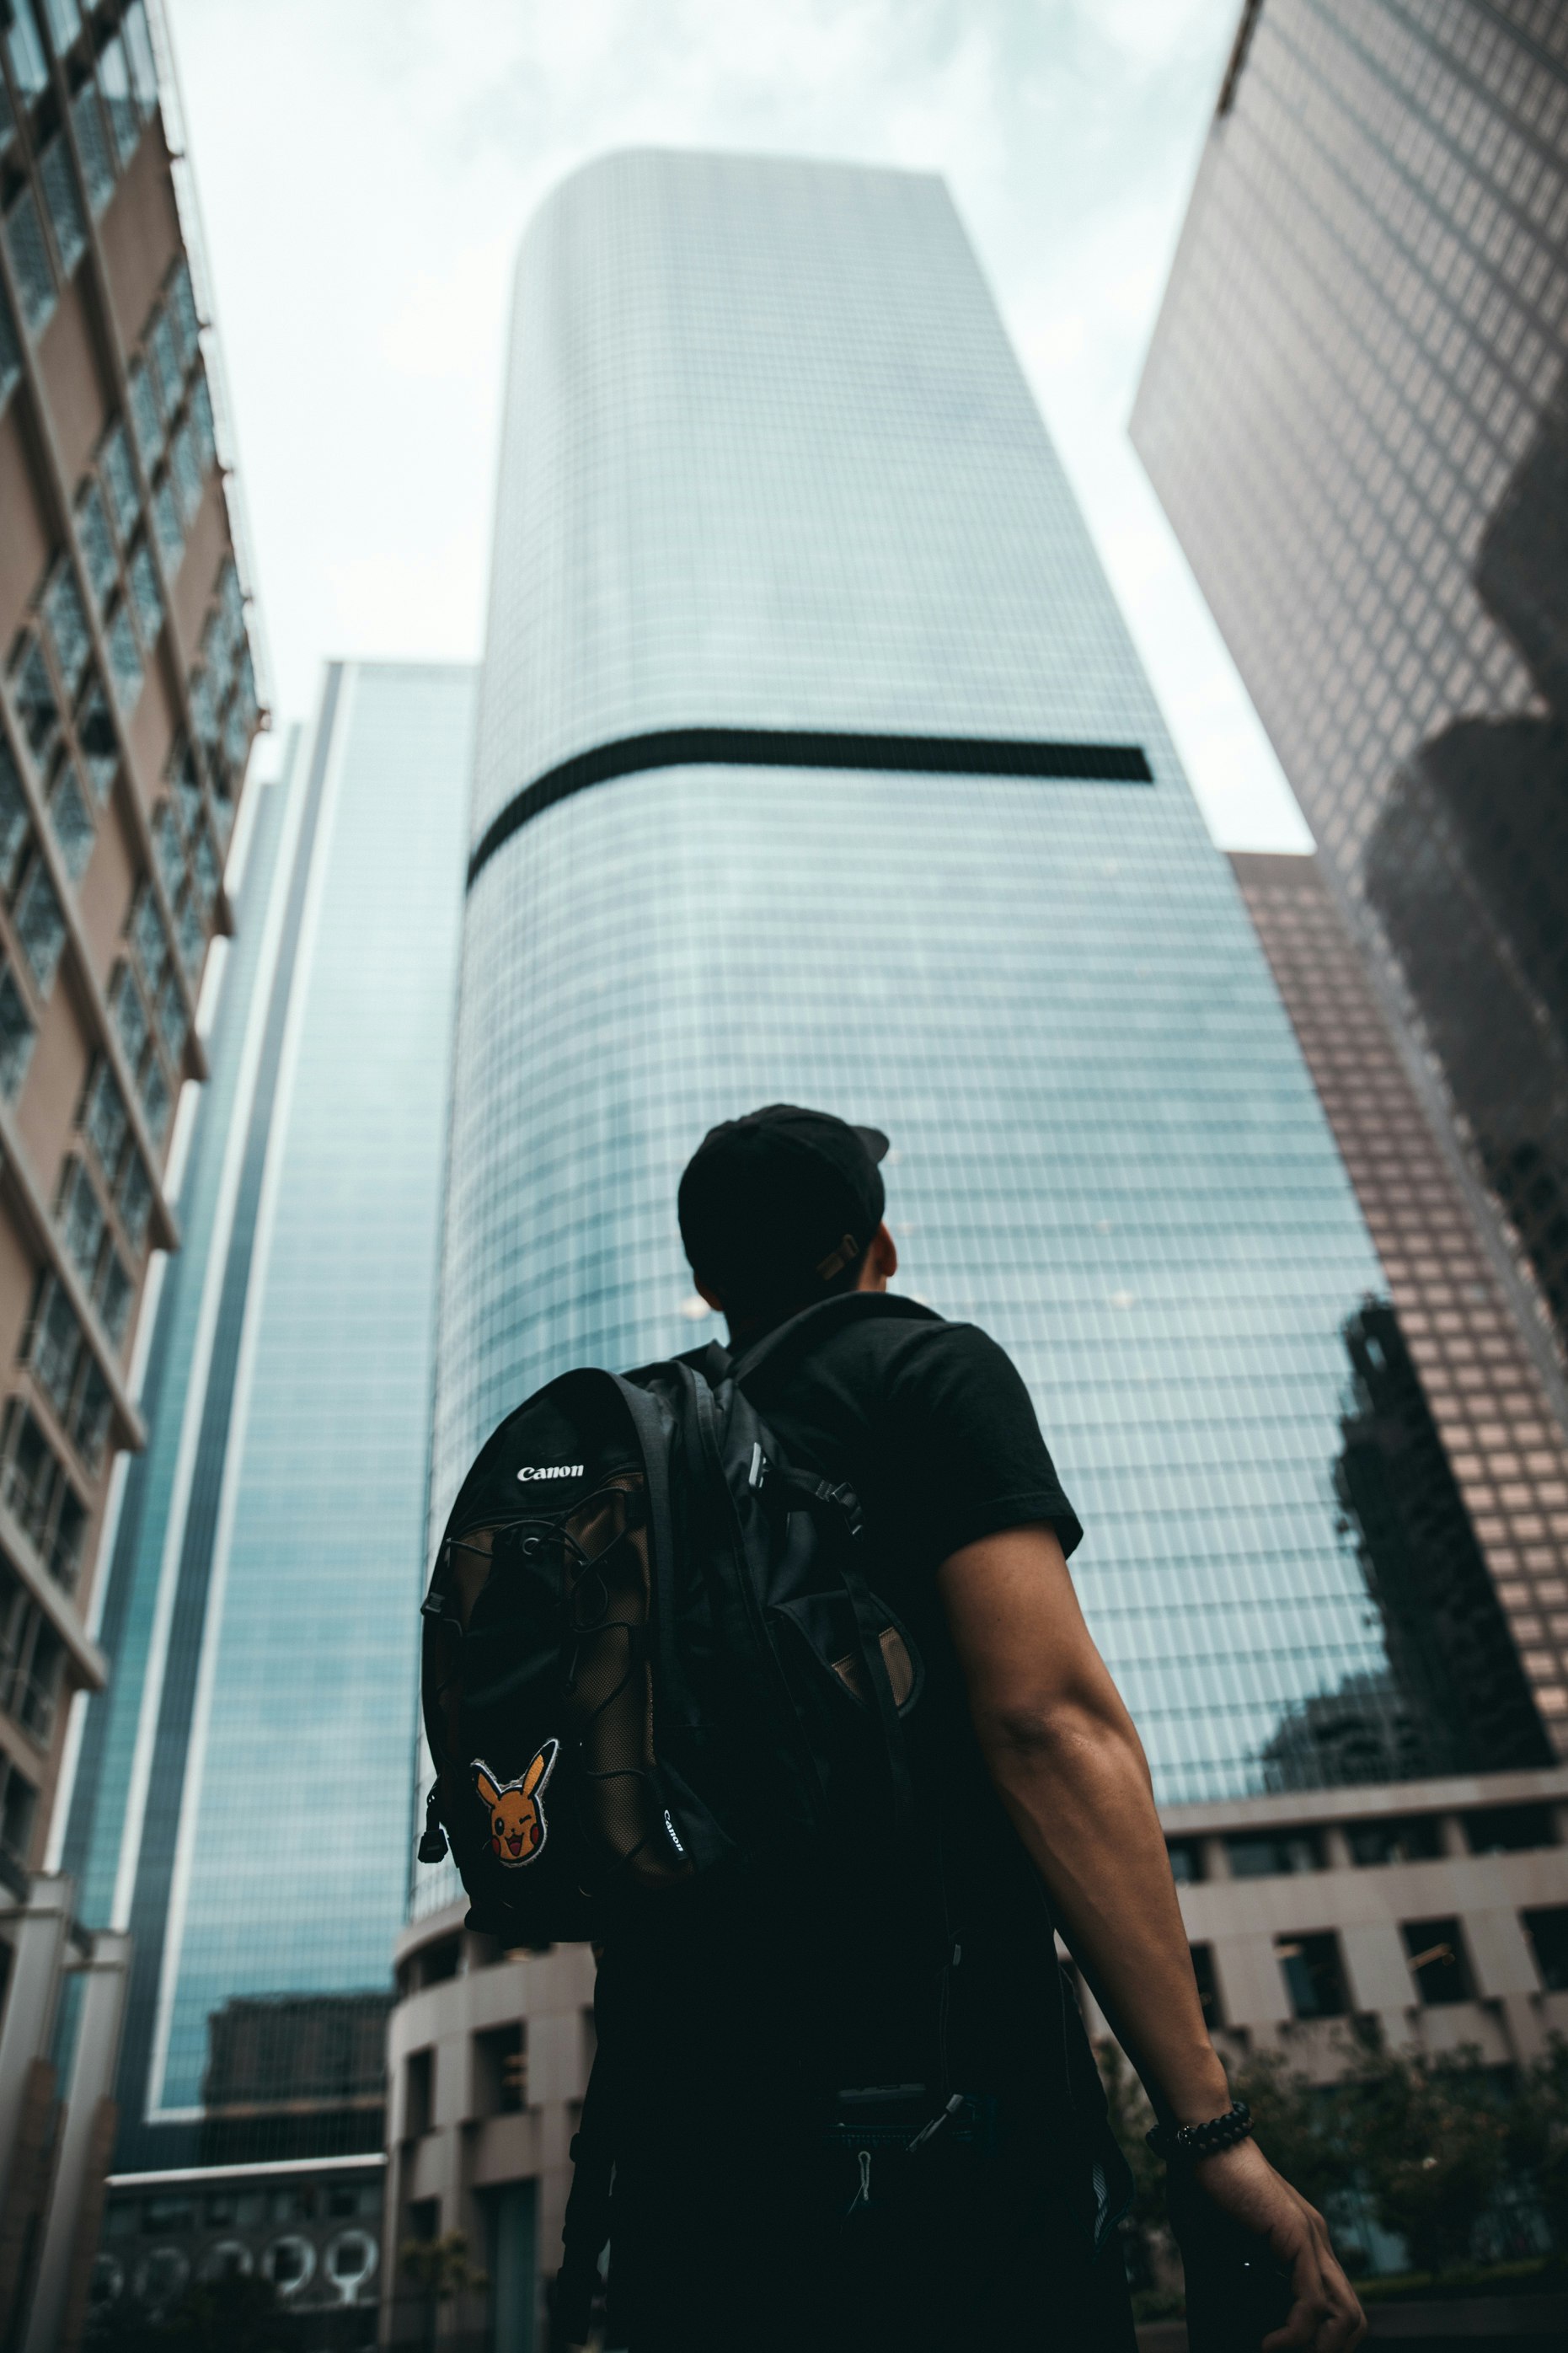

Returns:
1233,852,1568,1739
0,3,263,2341
0,0,262,1894
1132,0,1568,1413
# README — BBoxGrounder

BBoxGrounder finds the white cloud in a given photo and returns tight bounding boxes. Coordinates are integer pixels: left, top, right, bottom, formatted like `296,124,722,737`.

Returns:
169,0,1308,850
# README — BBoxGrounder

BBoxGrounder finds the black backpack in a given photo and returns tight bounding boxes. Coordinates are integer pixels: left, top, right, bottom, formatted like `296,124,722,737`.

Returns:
415,1305,925,1947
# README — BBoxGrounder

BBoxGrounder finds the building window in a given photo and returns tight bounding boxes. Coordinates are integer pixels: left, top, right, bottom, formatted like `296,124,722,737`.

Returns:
131,880,169,990
116,1150,152,1249
1166,1838,1206,1884
126,358,162,469
3,1,48,102
1,1596,64,1747
76,678,117,801
0,962,36,1099
150,306,180,415
150,801,181,896
98,35,141,168
83,1058,130,1182
48,761,94,882
1346,1815,1445,1867
99,420,140,541
0,278,20,412
1276,1931,1349,2020
14,859,67,994
1228,1830,1324,1879
474,2022,527,2115
151,476,184,570
123,2,159,120
12,634,59,758
0,732,27,891
174,888,202,980
155,967,185,1059
1523,1907,1568,1994
1463,1804,1559,1856
71,80,116,216
138,1056,169,1144
1401,1917,1474,2007
169,416,203,526
104,602,142,711
59,1157,106,1289
97,1247,131,1345
1190,1942,1223,2029
28,1273,84,1416
37,138,87,281
169,260,200,370
404,2197,438,2245
4,185,56,335
0,1758,39,1872
0,1400,86,1589
76,481,119,606
404,2049,433,2141
128,540,163,647
44,560,91,697
110,962,150,1076
190,370,217,471
42,0,83,56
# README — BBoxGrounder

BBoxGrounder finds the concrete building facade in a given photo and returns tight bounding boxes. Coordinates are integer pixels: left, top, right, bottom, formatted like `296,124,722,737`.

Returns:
0,0,263,1889
0,1,263,2340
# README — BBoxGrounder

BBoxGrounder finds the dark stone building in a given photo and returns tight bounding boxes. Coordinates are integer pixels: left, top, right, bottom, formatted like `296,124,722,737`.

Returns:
1133,0,1568,1392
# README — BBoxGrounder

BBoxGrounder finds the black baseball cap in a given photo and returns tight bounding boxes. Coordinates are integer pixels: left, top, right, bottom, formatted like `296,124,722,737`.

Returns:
678,1104,890,1311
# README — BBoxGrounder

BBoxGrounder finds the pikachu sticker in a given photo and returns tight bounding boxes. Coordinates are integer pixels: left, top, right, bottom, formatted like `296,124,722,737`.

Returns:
474,1741,559,1868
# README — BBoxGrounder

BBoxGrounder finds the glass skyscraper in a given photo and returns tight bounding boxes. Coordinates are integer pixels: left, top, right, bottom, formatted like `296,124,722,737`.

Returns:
425,144,1472,1830
1130,0,1568,1732
61,661,474,2211
388,147,1568,2342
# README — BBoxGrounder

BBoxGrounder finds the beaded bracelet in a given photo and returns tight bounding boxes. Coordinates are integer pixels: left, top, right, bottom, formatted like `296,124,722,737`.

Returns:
1146,2097,1253,2163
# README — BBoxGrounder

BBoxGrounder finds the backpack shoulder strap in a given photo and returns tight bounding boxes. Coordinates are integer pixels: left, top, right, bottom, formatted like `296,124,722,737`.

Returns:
727,1289,945,1388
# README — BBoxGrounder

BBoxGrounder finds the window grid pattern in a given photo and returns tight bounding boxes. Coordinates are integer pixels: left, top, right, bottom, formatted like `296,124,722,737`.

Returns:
1132,1,1568,1383
1233,852,1568,1729
64,667,474,2164
1134,0,1568,879
423,153,1431,1907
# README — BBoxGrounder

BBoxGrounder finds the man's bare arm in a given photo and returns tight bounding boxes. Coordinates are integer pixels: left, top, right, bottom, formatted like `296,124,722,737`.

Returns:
938,1522,1365,2353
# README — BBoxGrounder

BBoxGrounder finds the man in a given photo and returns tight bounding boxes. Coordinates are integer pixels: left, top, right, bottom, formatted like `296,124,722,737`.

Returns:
591,1105,1364,2353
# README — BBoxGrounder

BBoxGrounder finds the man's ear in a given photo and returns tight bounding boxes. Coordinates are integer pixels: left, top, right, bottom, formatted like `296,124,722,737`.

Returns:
859,1222,898,1288
694,1273,725,1313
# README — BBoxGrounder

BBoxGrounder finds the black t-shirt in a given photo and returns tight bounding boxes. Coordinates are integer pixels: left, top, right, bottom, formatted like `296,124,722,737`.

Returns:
617,1292,1096,2065
726,1289,1084,1953
597,1293,1126,2336
731,1287,1083,1574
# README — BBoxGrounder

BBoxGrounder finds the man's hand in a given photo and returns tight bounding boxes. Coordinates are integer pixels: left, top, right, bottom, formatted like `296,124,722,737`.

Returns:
1188,2139,1366,2350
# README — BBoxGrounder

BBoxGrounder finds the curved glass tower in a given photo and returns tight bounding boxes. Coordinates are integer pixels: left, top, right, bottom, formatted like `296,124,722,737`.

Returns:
429,147,1433,1832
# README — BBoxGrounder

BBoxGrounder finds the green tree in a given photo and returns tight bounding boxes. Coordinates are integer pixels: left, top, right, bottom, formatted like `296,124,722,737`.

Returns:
1096,2039,1171,2293
1351,2043,1509,2275
1508,2033,1568,2254
1229,2047,1350,2220
399,2229,487,2350
86,2271,286,2353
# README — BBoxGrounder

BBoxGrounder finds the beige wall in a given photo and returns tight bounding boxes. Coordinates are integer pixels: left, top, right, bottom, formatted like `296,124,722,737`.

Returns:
383,1908,596,2348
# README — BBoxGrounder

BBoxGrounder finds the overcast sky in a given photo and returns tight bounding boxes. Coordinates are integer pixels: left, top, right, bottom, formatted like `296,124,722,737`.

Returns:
166,0,1310,852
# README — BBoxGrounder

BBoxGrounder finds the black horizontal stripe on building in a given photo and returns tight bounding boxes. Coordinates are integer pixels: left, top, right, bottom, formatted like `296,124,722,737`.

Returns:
466,726,1154,889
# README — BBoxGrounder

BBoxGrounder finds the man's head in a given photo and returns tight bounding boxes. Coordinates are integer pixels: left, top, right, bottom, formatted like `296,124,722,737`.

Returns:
678,1104,896,1338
